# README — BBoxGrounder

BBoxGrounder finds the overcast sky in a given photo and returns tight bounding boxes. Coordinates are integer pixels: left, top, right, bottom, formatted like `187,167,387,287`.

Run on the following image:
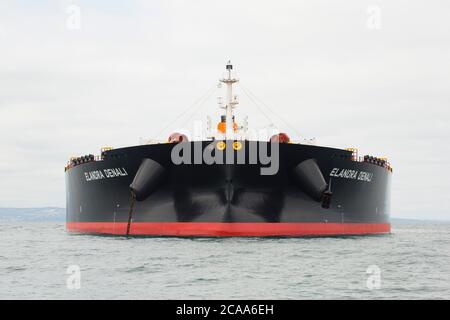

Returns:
0,0,449,220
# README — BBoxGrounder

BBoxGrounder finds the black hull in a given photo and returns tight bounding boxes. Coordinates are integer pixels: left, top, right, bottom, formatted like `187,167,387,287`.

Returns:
65,141,391,236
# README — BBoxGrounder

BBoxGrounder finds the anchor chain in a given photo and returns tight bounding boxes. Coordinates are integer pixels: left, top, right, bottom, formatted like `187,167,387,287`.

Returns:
126,192,136,237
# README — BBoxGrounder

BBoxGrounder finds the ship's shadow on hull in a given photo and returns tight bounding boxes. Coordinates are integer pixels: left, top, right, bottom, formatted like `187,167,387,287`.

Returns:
173,187,285,222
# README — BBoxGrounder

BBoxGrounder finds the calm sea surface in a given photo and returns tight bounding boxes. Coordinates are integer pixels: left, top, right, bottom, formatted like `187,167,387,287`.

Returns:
0,221,449,299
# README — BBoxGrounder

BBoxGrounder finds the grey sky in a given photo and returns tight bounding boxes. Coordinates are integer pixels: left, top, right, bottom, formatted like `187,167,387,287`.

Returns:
0,0,449,220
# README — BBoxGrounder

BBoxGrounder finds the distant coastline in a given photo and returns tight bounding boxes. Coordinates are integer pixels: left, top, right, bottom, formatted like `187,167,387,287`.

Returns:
0,207,65,222
0,207,448,223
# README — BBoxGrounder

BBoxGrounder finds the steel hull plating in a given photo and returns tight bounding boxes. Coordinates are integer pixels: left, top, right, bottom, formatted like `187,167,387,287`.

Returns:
65,142,391,236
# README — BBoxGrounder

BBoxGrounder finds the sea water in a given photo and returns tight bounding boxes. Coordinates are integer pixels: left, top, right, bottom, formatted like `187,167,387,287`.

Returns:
0,221,449,299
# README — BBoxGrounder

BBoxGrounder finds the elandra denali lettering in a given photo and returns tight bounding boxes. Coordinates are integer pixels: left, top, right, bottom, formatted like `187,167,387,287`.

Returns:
84,167,128,181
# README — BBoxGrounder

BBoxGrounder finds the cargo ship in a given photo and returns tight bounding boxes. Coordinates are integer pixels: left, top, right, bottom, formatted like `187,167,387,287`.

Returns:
65,62,392,236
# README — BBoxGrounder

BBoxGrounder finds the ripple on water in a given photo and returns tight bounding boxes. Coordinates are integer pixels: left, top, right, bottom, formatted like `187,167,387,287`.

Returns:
5,266,27,272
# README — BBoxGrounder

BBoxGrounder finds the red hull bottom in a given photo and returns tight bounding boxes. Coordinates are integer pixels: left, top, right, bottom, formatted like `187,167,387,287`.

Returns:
66,222,391,237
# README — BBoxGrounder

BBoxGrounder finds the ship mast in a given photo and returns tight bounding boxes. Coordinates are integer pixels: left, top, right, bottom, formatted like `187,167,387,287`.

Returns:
220,61,239,140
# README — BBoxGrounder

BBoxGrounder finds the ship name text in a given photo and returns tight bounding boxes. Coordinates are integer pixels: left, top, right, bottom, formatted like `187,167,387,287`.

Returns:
330,168,373,182
84,167,128,181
